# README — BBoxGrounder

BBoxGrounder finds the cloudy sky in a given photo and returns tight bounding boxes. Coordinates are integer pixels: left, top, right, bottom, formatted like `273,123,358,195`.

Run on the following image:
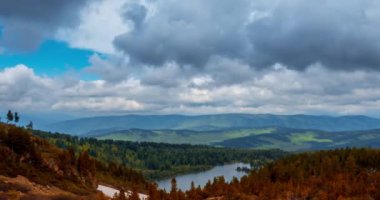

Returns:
1,0,380,119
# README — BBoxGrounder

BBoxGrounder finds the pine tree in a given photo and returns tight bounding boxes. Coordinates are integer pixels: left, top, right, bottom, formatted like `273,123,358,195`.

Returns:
6,110,13,123
186,181,197,199
26,121,33,130
14,112,19,124
170,178,178,200
147,183,159,200
77,150,96,177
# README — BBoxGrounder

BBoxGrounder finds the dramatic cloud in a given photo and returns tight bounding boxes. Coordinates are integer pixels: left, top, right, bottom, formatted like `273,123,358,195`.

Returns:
123,2,148,29
114,0,251,67
56,0,130,54
115,0,380,70
0,0,93,52
246,0,380,70
2,0,380,117
3,63,380,117
85,54,130,82
0,65,57,110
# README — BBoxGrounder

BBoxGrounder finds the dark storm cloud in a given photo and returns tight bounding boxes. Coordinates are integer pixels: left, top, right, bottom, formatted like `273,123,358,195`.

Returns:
123,2,147,29
114,0,380,70
0,22,43,52
0,0,93,52
114,0,251,67
247,0,380,70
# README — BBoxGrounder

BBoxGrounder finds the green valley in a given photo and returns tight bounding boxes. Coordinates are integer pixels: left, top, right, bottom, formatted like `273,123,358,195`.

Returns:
95,128,275,145
93,127,380,151
33,129,285,180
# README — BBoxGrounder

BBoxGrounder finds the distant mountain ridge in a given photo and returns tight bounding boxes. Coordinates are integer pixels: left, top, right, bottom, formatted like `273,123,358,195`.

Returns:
88,126,380,151
46,114,380,135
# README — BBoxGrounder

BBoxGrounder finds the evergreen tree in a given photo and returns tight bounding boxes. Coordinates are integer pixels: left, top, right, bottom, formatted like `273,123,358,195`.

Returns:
147,183,159,200
170,178,178,200
26,121,33,130
14,112,20,123
6,110,13,123
77,150,96,177
5,126,32,154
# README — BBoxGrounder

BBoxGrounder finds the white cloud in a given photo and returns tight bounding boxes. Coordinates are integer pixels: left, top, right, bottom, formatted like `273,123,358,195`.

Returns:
85,54,130,82
56,0,130,54
3,62,380,117
51,97,144,112
191,76,213,87
0,65,57,111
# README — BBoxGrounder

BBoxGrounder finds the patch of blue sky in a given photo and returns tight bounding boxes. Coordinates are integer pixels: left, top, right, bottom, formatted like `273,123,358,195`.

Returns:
0,39,99,80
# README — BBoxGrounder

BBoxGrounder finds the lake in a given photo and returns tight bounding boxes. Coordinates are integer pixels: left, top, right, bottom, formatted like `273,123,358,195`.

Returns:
157,163,250,192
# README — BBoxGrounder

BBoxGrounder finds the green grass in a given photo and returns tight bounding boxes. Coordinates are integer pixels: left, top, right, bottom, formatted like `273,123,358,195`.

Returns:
97,128,276,145
251,128,276,135
101,127,380,152
99,127,380,152
290,132,332,144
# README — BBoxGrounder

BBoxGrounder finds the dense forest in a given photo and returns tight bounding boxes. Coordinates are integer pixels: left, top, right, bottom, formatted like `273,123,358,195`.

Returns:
3,122,380,199
152,148,380,200
32,130,286,180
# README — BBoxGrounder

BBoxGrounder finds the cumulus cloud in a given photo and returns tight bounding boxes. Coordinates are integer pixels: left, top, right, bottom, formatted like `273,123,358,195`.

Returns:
246,0,380,70
56,0,130,54
0,0,93,52
123,1,148,29
3,0,380,117
114,0,380,70
52,97,144,112
0,65,57,110
3,63,380,116
114,0,251,66
85,54,130,82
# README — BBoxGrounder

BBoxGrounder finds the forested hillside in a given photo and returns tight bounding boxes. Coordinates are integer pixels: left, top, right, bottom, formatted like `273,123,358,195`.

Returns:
33,130,286,180
91,127,380,151
2,123,380,199
153,148,380,199
47,114,380,135
215,127,380,151
0,123,149,199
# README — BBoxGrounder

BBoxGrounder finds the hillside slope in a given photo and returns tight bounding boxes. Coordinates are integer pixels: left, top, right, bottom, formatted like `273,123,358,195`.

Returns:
47,114,380,135
92,128,275,145
216,127,380,151
175,148,380,199
34,129,286,180
92,127,380,151
0,123,148,199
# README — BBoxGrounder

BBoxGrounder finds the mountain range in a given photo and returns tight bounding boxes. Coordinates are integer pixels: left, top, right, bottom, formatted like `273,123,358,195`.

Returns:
46,114,380,135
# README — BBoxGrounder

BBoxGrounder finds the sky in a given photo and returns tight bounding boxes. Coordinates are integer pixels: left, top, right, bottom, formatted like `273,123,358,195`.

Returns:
1,0,380,119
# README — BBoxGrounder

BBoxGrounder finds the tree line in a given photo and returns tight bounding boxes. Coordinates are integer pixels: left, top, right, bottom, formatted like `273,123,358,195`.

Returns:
4,120,380,199
113,148,380,200
32,130,286,180
0,110,33,129
140,148,380,200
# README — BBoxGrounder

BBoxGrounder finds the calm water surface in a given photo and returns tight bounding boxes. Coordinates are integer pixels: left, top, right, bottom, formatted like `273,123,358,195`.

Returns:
157,163,250,191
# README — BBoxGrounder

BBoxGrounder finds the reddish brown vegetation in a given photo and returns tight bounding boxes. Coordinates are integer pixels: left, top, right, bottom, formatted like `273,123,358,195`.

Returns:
136,149,380,200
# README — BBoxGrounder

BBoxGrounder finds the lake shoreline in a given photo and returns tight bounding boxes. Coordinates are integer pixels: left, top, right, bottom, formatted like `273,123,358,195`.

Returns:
156,163,250,191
